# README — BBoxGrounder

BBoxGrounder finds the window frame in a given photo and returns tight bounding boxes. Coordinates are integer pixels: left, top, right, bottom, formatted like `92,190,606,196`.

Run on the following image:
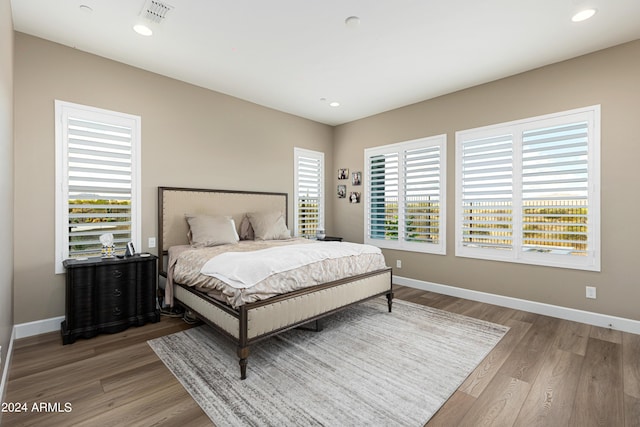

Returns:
55,100,142,274
364,135,447,254
455,105,600,271
293,147,324,238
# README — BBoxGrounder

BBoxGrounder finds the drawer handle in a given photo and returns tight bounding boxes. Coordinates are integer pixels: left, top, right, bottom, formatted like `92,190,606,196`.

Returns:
112,270,123,278
114,289,122,297
113,307,121,316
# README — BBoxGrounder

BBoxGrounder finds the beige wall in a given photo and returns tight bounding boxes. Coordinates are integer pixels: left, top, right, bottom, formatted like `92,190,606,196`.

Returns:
0,0,14,395
12,30,640,325
13,33,334,324
333,39,640,321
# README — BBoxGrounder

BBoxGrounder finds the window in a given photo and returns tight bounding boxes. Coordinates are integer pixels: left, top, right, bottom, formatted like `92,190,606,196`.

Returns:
55,101,141,273
294,147,324,238
365,135,447,254
455,105,600,271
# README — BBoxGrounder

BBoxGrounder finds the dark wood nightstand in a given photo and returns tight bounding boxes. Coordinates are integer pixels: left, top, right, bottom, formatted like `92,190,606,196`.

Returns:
317,236,343,242
61,254,160,344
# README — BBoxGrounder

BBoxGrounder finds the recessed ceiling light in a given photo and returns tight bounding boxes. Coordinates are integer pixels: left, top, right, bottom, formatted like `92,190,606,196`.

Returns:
572,8,597,22
329,102,340,107
133,24,153,36
79,5,93,13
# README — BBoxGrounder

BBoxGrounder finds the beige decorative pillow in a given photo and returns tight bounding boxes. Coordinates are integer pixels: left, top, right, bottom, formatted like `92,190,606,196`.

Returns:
185,215,239,247
247,211,291,240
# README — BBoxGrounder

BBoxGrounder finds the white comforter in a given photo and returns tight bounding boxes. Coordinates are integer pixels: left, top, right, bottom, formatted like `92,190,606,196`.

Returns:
200,242,381,288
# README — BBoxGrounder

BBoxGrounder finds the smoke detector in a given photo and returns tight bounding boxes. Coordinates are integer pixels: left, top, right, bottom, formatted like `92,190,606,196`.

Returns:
140,0,174,24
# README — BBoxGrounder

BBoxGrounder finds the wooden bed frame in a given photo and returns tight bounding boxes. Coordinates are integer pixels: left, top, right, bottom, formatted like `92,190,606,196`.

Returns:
158,186,393,379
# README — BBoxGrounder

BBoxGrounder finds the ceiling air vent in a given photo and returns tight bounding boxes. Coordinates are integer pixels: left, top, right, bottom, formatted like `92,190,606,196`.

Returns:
140,0,174,24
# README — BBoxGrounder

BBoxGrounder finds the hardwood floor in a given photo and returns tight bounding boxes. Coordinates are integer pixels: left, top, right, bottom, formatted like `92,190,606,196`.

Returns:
2,316,207,426
3,286,639,426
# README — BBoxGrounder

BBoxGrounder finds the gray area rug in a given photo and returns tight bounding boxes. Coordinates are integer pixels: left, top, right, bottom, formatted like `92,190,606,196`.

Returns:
148,297,508,426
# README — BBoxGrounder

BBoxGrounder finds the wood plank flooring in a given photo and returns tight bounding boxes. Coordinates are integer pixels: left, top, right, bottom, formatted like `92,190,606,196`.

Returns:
3,285,639,426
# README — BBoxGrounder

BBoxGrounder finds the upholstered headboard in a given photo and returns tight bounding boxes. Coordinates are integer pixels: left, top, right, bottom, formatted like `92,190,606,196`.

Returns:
158,187,288,256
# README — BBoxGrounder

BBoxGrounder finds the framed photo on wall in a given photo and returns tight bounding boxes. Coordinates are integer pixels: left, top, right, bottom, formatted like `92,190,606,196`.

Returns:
338,168,349,180
352,171,361,186
337,185,346,198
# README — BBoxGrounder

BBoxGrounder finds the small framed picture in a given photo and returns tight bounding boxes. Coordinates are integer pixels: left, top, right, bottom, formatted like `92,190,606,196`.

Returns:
351,171,361,186
349,192,361,204
337,185,346,198
126,241,136,257
338,168,349,180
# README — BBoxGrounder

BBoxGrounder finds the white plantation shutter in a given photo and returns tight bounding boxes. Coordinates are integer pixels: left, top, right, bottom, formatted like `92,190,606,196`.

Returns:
403,145,443,244
456,105,600,271
67,118,133,253
56,101,141,273
294,148,324,238
460,134,514,251
365,135,446,254
522,122,590,255
368,152,399,241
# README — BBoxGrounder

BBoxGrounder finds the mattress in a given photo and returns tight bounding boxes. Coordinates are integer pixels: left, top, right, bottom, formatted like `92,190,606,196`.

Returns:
169,238,387,308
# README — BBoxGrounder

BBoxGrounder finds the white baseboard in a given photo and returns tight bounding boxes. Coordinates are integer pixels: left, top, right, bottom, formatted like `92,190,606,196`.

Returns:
14,316,65,340
394,275,640,335
0,327,16,412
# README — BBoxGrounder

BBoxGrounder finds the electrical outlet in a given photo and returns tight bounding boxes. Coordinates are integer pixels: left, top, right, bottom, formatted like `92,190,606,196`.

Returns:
586,286,597,299
396,260,402,268
148,237,156,248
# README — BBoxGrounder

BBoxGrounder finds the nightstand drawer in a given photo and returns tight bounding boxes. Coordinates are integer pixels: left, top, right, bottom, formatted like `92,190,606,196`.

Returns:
96,263,136,289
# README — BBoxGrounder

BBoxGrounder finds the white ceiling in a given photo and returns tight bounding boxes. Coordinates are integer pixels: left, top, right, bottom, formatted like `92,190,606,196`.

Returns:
10,0,640,126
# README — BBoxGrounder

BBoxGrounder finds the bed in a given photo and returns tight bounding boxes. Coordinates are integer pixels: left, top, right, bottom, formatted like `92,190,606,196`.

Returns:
158,186,393,379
